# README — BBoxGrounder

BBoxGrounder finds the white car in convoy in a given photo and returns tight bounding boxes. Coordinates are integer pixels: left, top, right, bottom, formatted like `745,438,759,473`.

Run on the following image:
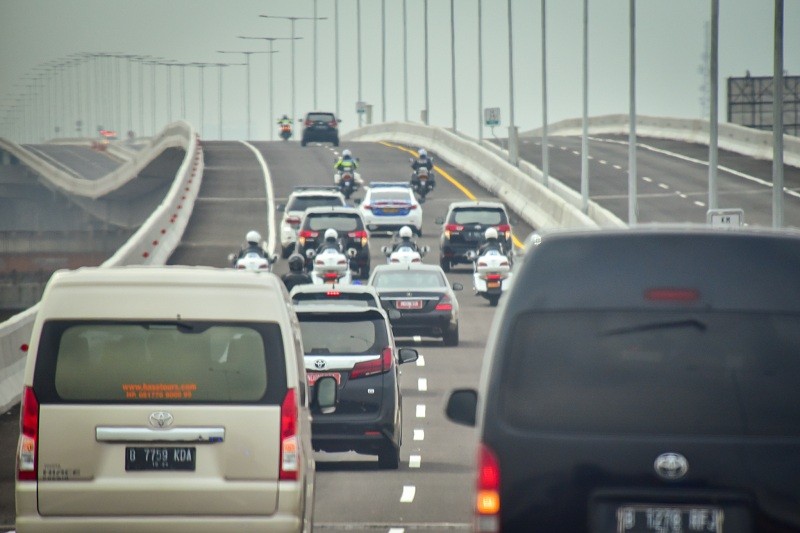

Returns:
279,187,347,258
357,183,422,236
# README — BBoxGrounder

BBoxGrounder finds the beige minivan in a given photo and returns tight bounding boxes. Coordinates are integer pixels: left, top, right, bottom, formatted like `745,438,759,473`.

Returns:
15,266,328,532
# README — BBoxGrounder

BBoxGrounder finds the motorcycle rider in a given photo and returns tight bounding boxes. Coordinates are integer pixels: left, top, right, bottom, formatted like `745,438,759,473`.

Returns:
391,225,419,253
281,253,313,291
277,114,292,139
477,227,506,257
410,148,436,189
232,230,268,266
316,228,343,255
334,149,362,187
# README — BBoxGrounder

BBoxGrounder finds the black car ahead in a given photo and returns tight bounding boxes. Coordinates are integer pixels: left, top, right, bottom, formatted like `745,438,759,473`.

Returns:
300,111,340,146
368,263,462,346
447,226,800,532
296,206,371,278
437,200,512,272
296,304,418,469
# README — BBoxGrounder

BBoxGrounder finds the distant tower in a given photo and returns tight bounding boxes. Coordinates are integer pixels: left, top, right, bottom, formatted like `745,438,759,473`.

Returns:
698,20,710,117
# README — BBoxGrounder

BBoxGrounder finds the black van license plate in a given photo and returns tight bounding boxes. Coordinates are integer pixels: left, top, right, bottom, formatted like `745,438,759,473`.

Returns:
615,505,723,532
125,447,196,471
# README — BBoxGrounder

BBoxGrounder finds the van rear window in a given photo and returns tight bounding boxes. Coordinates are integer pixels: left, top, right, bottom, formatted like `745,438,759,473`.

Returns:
34,321,287,404
498,310,800,437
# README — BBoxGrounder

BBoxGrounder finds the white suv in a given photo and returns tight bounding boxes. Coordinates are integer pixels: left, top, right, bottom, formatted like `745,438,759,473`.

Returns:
279,187,346,258
16,266,333,532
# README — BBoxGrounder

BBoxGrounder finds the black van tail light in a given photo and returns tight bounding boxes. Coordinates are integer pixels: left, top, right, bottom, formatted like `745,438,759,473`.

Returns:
17,386,39,481
475,443,501,531
350,347,393,379
645,288,700,302
279,388,299,480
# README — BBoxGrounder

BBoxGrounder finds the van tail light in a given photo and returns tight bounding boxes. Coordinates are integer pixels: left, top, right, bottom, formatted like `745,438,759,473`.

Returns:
350,347,393,379
17,386,39,481
298,229,318,246
445,224,463,238
305,120,313,127
435,295,453,311
279,388,299,481
475,443,501,532
328,120,338,128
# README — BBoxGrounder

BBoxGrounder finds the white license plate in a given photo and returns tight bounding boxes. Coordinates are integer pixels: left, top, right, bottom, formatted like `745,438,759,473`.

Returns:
126,447,196,471
616,505,723,533
396,299,423,310
307,371,341,386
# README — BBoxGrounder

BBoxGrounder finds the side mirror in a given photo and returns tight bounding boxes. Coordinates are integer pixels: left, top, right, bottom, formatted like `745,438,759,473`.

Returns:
420,245,430,255
398,347,419,365
446,389,478,426
381,245,391,256
277,203,285,212
346,248,358,258
452,282,463,291
353,198,362,206
305,249,316,259
465,250,478,262
227,253,236,263
269,254,278,264
435,217,445,225
314,376,338,414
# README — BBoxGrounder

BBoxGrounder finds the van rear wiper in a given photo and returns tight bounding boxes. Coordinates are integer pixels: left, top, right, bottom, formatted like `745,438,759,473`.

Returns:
600,319,706,337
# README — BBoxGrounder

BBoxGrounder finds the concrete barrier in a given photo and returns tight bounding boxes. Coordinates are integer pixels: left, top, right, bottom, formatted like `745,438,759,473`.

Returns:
343,122,626,231
0,122,203,413
523,114,800,169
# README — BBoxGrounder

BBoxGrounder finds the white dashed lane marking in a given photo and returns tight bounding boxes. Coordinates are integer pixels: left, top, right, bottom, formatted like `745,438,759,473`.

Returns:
599,160,607,164
572,150,580,155
416,355,425,367
658,183,670,190
414,429,425,441
694,201,706,207
642,176,653,182
613,164,623,170
409,455,422,468
400,486,416,503
418,378,427,391
416,404,426,418
389,529,405,533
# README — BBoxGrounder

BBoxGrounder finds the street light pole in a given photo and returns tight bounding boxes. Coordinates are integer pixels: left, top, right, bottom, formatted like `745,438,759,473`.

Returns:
214,63,244,140
358,0,363,127
239,36,299,140
382,0,386,123
191,63,211,138
218,51,272,139
507,0,517,165
450,0,456,131
628,0,637,224
478,0,483,140
335,0,341,118
261,14,327,122
424,0,429,125
580,0,589,213
403,0,408,122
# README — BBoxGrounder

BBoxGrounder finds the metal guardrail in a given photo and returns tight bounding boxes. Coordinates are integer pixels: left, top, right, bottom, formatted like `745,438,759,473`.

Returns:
0,121,204,413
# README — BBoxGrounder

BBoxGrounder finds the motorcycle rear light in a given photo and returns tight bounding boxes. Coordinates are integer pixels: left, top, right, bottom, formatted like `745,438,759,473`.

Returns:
286,216,301,225
350,347,393,379
17,386,39,481
237,264,247,270
326,290,341,297
324,272,339,280
279,389,299,480
486,274,502,281
259,264,269,270
337,259,347,265
412,258,421,262
476,443,501,518
478,261,488,268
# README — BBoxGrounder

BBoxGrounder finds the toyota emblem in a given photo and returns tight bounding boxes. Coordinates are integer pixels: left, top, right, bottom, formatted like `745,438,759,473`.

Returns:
314,359,326,370
654,452,688,480
149,411,174,429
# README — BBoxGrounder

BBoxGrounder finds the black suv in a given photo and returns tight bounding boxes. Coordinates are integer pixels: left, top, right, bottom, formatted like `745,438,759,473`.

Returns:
296,304,418,469
296,206,371,278
447,226,800,532
437,200,512,271
300,111,340,146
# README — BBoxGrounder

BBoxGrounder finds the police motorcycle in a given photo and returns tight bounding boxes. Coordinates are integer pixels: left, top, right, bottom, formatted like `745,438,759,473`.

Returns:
279,123,292,141
465,247,513,307
228,231,277,272
305,231,357,285
409,158,434,203
380,244,431,265
333,155,362,200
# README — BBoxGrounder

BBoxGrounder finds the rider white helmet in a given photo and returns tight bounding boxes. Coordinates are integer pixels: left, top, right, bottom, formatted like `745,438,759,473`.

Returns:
324,228,338,242
399,226,413,239
342,149,352,158
484,227,499,241
246,230,262,244
418,148,427,158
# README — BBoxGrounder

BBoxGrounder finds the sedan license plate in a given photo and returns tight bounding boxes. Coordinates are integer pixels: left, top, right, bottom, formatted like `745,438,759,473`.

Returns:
307,371,341,386
380,207,399,214
126,447,196,471
396,299,423,310
616,505,723,533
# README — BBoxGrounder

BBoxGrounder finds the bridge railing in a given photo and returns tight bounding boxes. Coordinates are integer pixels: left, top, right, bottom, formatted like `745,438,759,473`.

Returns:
0,122,204,413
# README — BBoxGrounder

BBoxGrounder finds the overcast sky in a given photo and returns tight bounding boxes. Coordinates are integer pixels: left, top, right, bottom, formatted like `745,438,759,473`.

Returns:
1,0,798,141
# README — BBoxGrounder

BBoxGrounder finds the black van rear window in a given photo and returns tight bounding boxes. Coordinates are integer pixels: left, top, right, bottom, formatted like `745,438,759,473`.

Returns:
498,310,800,437
34,321,287,404
298,315,388,356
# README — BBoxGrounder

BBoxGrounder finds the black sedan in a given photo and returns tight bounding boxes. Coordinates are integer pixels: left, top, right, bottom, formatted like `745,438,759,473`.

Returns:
367,263,462,346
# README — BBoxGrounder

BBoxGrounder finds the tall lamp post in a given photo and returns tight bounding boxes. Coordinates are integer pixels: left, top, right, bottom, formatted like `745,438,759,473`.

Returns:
260,14,327,123
214,62,245,140
239,36,299,140
191,63,212,137
217,50,272,140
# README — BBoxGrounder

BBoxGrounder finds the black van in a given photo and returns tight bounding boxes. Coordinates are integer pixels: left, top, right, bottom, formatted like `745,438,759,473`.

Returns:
447,226,800,533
